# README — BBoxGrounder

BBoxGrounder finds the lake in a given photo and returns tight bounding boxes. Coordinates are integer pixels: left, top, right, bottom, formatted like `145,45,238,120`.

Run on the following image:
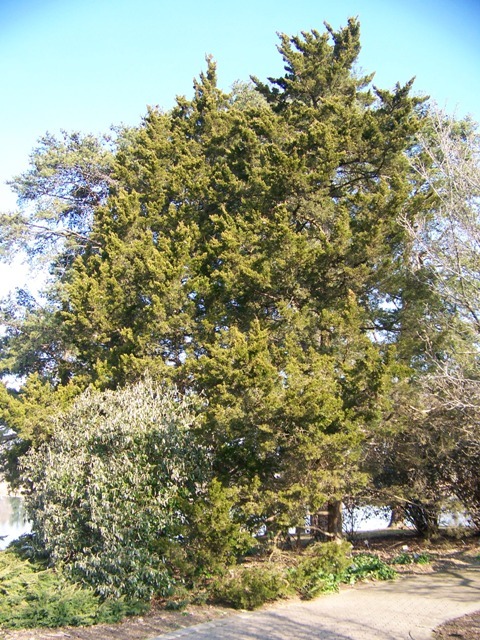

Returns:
0,495,31,550
0,496,471,551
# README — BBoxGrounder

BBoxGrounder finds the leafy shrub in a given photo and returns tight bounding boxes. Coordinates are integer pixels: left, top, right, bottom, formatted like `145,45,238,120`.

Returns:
413,552,432,564
392,551,431,565
212,543,398,610
20,379,210,600
0,548,146,629
391,552,414,564
289,541,353,599
345,553,397,581
213,566,292,610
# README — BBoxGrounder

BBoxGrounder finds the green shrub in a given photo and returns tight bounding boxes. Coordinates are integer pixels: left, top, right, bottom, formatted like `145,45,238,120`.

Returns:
214,566,292,610
289,541,352,599
20,379,210,600
391,552,414,564
0,549,147,629
391,551,431,565
413,552,432,564
182,479,254,578
345,553,397,581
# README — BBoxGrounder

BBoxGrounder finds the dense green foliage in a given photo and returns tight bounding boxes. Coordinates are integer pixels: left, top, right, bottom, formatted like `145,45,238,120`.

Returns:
0,17,479,615
289,540,354,598
21,379,212,599
214,565,293,610
0,545,146,628
345,553,397,581
1,17,426,526
213,543,396,610
391,551,431,565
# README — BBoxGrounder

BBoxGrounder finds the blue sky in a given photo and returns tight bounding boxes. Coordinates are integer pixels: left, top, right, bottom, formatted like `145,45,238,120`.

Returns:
0,0,479,291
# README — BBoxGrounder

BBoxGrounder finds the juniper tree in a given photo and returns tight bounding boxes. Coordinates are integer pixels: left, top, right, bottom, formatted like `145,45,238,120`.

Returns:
2,20,425,534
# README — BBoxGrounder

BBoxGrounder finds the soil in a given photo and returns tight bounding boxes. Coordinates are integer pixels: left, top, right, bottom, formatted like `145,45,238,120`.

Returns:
433,611,480,640
1,530,478,640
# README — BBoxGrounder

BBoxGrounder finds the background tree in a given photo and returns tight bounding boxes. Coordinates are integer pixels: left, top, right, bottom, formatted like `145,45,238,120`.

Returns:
0,130,120,268
404,107,480,327
0,130,122,470
363,106,480,533
403,107,480,528
0,127,138,388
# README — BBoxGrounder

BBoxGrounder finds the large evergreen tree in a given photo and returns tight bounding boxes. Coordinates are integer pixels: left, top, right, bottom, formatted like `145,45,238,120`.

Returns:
1,19,426,533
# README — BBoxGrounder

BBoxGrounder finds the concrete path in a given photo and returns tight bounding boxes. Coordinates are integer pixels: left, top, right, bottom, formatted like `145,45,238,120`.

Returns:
152,565,480,640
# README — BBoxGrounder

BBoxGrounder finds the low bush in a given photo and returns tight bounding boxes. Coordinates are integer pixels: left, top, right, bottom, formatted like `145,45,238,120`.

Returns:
213,565,292,610
289,541,353,599
345,553,397,581
391,552,414,564
211,543,398,610
391,551,431,565
414,552,432,565
0,548,147,629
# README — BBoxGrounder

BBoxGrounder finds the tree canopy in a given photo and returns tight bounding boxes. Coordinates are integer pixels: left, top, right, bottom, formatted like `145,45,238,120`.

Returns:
1,18,478,546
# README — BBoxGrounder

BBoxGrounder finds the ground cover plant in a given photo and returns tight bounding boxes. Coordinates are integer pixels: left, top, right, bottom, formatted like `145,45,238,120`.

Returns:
211,541,397,610
0,546,146,629
391,551,431,565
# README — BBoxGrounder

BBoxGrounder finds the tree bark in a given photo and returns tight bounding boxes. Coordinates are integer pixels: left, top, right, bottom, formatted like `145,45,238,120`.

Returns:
327,500,343,539
405,500,439,537
388,505,406,528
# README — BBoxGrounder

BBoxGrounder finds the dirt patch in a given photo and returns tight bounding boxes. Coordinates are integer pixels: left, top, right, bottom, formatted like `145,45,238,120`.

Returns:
433,610,480,639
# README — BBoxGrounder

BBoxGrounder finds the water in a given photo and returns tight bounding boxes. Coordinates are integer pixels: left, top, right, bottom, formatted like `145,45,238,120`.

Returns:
343,505,393,533
0,495,31,550
342,504,472,534
0,497,472,551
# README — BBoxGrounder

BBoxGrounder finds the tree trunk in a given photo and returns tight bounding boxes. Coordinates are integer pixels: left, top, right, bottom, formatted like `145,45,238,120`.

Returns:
388,505,406,528
311,509,329,541
404,500,439,537
327,500,343,539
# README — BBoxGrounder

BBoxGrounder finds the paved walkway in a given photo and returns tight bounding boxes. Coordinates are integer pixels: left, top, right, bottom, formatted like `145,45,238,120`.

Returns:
153,565,480,640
